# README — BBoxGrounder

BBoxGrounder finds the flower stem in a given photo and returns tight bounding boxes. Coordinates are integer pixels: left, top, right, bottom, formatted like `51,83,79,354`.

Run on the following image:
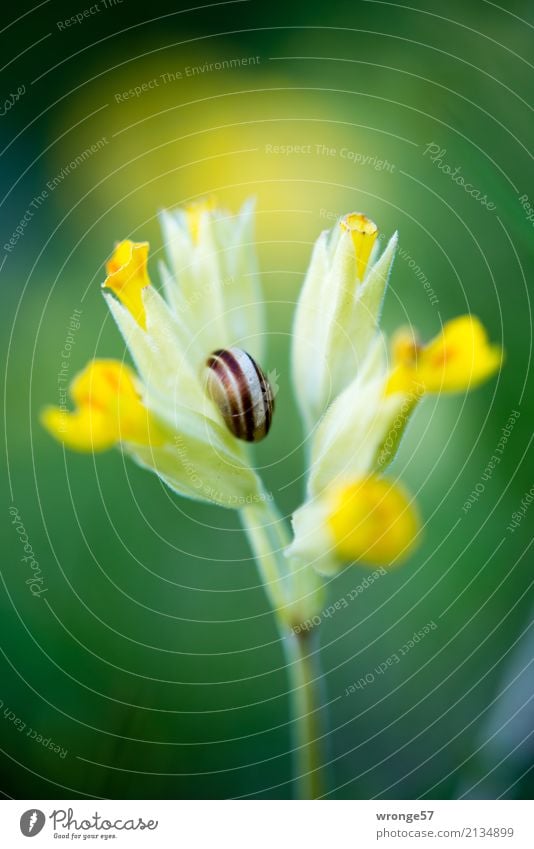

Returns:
282,627,328,799
240,498,293,618
240,497,328,799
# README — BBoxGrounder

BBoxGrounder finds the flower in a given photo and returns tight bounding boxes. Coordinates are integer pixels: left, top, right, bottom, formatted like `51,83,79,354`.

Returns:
41,201,503,568
41,359,165,452
340,212,379,280
104,240,150,329
385,315,503,396
291,212,397,429
288,213,502,574
39,197,507,802
327,477,419,564
41,199,265,509
158,196,264,365
288,476,420,575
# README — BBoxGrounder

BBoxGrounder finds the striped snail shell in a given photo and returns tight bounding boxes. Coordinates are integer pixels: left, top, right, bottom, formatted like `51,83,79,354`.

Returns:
205,348,275,442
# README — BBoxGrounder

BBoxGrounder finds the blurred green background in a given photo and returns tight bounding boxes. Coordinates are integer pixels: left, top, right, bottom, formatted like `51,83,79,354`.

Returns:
1,0,533,799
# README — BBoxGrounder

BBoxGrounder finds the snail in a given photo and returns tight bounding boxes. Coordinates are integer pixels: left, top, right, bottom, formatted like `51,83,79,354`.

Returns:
205,348,275,442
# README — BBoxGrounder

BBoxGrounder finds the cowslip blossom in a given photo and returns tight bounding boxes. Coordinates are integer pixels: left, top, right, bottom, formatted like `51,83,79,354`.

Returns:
291,212,398,429
41,199,503,800
287,212,502,577
42,200,502,582
42,199,265,508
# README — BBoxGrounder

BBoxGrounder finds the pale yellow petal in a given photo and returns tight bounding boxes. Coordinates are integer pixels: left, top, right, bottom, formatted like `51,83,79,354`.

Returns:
184,196,217,243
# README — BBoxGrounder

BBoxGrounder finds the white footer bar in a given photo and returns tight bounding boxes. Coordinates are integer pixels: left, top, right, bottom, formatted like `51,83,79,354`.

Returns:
1,799,531,848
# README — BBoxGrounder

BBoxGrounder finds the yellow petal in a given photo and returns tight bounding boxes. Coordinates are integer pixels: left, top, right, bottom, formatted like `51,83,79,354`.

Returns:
41,359,165,452
327,476,420,566
385,316,502,395
40,405,118,452
340,212,378,280
103,240,150,329
384,364,415,396
384,327,422,395
419,315,502,392
70,359,140,409
391,326,420,366
184,196,217,243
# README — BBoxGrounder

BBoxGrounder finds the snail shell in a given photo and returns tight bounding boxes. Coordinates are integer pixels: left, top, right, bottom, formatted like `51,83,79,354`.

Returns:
205,348,275,442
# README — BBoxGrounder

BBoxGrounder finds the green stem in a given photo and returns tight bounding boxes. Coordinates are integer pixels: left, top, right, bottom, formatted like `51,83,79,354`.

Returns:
240,497,328,800
282,627,328,799
240,498,293,619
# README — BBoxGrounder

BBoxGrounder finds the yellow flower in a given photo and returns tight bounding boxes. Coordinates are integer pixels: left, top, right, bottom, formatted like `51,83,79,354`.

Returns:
288,474,420,574
103,240,150,329
327,476,420,566
340,212,379,280
43,199,265,507
292,211,397,428
41,359,165,452
386,315,502,396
